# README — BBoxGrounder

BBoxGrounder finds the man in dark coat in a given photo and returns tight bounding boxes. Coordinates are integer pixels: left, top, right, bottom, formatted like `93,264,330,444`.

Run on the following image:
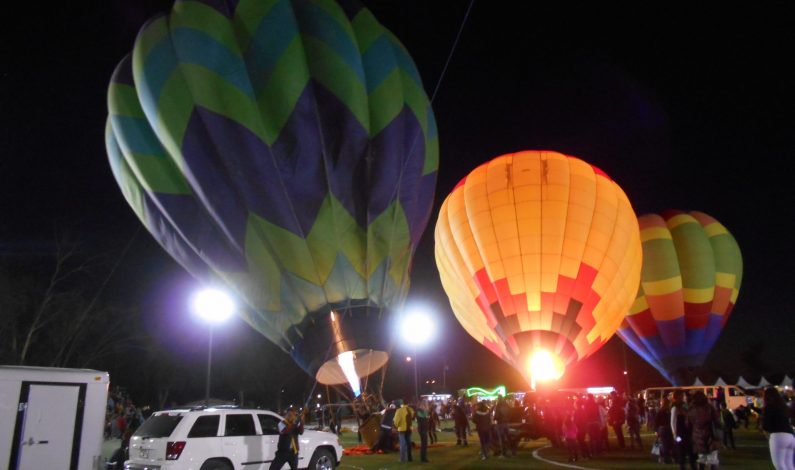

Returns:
270,409,305,470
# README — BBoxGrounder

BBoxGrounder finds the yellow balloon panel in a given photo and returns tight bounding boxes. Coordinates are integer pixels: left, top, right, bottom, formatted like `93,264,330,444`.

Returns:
435,151,642,383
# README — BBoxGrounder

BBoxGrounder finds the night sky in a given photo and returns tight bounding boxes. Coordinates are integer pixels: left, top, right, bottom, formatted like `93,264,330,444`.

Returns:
2,1,794,402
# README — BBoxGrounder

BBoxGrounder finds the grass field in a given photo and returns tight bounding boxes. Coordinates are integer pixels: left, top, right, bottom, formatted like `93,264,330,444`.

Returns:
337,422,773,469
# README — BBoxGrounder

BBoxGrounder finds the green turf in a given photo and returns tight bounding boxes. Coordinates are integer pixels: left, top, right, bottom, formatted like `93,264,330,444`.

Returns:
336,421,773,469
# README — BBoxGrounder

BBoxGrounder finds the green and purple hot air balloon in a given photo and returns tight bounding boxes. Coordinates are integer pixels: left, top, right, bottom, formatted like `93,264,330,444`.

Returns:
106,0,438,392
617,211,742,385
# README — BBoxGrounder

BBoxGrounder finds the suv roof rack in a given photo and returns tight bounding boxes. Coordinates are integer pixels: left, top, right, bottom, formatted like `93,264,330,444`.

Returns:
186,404,241,411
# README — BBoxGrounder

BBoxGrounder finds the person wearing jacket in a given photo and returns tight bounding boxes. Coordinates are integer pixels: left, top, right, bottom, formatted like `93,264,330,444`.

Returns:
416,400,431,463
472,401,493,460
655,396,675,464
608,392,626,449
762,387,795,470
453,398,469,446
393,401,415,463
494,396,511,457
672,390,697,470
373,402,396,453
269,409,305,470
686,391,720,470
719,402,736,450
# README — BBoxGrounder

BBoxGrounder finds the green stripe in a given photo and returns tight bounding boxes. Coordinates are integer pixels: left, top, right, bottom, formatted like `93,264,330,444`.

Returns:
367,70,403,136
158,63,267,146
233,0,283,50
350,7,383,52
670,220,715,289
134,16,169,65
256,37,310,144
108,83,145,118
302,35,368,130
641,238,681,282
170,1,241,56
710,231,743,288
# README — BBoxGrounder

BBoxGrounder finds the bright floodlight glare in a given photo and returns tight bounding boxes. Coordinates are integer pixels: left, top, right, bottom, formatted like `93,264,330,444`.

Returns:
528,349,565,382
400,309,435,345
337,351,361,397
192,288,235,324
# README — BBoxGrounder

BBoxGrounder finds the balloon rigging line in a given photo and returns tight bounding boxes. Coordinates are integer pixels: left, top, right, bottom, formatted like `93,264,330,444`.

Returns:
429,0,476,104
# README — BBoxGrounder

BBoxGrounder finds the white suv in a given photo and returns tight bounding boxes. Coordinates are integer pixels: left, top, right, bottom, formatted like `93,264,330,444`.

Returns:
123,407,342,470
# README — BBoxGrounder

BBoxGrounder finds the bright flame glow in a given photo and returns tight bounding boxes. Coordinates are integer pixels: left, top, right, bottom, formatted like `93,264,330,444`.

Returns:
337,351,361,397
400,309,435,345
528,349,565,383
191,288,234,324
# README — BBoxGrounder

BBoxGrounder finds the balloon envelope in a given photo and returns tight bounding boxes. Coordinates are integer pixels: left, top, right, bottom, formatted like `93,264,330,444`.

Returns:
434,151,642,386
617,211,742,385
106,0,438,384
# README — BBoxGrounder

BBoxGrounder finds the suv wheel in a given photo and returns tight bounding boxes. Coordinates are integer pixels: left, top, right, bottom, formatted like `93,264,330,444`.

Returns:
308,448,335,470
200,459,233,470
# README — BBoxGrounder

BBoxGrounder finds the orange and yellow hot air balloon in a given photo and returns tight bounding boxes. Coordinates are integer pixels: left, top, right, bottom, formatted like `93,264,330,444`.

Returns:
434,151,642,387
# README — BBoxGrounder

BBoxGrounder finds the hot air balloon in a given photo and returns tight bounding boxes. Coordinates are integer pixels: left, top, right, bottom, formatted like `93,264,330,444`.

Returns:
435,151,642,387
106,0,438,395
616,211,742,385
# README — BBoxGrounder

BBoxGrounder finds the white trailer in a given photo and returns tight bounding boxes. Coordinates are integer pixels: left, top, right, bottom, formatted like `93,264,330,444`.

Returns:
0,366,109,470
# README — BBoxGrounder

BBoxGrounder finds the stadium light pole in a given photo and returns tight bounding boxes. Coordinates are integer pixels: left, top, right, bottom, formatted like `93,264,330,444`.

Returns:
191,288,234,406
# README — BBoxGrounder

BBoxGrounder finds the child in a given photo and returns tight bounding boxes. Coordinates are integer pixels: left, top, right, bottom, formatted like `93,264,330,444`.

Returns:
562,415,579,462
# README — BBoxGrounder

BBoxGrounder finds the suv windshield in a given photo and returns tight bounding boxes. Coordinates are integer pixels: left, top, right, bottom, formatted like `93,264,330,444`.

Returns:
134,415,183,438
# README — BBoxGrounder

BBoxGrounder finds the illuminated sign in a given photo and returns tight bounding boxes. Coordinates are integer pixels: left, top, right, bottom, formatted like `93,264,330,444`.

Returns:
466,386,507,399
586,387,615,395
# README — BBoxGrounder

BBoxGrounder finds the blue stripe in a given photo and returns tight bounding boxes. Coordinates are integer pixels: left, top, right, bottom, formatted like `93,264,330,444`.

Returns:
111,115,166,157
427,107,438,139
387,36,423,88
141,28,255,111
295,2,365,84
361,35,395,93
171,28,255,99
244,0,299,94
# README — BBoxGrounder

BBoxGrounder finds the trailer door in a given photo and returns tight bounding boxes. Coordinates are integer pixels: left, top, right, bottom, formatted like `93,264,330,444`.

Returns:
9,382,85,470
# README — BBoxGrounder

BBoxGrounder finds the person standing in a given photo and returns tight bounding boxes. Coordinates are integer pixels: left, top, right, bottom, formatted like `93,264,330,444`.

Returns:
562,414,580,462
608,392,626,449
373,402,396,453
574,398,592,460
494,396,511,457
719,402,736,450
393,400,414,462
655,396,675,464
672,390,697,470
762,387,795,470
472,401,493,460
429,404,440,444
416,401,430,463
453,398,469,446
269,409,305,470
686,391,720,470
625,396,643,450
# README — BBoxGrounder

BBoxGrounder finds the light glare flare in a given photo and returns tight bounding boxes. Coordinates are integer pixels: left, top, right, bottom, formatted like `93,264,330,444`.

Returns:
400,309,435,345
528,349,565,382
192,288,235,324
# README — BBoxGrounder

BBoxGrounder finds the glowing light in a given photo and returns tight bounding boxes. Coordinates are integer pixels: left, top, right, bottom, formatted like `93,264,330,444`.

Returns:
337,351,361,397
400,308,435,346
528,350,565,383
405,356,413,362
586,387,616,395
466,386,506,399
191,288,234,324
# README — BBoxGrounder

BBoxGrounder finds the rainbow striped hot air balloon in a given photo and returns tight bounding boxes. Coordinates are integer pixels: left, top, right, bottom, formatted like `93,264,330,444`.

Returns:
106,0,438,392
617,211,742,385
435,151,642,387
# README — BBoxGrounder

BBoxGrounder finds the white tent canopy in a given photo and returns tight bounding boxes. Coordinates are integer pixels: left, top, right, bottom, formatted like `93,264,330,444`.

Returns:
758,377,772,387
737,376,754,388
781,375,793,387
693,378,705,386
714,377,728,386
